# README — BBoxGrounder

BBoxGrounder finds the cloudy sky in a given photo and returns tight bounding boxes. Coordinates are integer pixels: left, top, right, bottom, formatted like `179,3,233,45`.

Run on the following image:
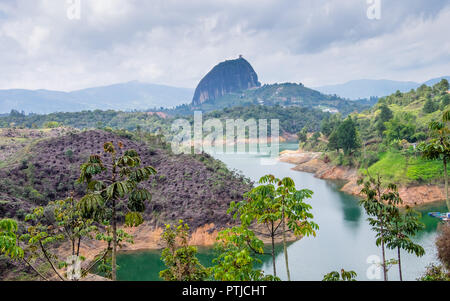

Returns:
0,0,449,91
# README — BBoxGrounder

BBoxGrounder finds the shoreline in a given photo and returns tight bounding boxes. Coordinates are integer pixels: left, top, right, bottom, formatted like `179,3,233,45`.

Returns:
278,149,446,207
57,222,300,263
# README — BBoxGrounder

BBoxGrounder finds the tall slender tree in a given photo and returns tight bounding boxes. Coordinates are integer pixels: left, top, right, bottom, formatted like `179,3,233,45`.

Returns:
231,175,317,281
384,207,425,281
359,175,401,281
78,142,156,280
231,182,280,276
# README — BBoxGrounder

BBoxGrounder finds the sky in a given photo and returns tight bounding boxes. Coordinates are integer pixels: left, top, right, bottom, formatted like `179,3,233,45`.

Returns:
0,0,449,91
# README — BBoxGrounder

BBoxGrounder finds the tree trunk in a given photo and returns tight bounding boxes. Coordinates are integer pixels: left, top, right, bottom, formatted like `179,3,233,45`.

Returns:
112,199,117,281
444,157,449,212
271,222,276,277
377,177,388,281
282,203,290,281
397,247,402,281
380,223,388,281
77,237,81,257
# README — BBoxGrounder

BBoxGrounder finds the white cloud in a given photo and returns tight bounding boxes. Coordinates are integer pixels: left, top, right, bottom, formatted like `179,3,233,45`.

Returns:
0,0,448,91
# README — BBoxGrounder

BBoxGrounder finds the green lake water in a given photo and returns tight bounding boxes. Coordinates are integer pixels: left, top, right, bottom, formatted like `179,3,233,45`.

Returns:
117,143,446,281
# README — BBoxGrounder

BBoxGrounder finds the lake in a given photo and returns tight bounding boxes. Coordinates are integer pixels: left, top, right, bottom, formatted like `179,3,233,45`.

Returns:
117,143,445,281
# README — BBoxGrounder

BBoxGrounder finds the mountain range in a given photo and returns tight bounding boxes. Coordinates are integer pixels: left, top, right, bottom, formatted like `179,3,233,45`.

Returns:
315,76,450,99
0,81,194,114
1,66,449,115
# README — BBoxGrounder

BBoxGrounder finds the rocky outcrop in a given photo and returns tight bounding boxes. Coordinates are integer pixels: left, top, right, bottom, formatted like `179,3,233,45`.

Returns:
192,56,261,105
279,150,446,207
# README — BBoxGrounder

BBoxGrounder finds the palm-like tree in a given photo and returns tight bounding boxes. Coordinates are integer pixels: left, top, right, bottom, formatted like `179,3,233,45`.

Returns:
78,142,156,280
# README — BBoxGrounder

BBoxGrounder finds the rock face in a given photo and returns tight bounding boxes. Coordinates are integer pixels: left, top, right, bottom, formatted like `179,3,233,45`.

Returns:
192,56,261,105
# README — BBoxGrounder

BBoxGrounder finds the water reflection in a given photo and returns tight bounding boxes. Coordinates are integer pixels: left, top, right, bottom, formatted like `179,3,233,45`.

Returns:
325,180,362,224
116,143,444,281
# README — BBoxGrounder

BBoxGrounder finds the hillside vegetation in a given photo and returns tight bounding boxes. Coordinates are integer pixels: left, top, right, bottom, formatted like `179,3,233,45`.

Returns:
0,128,252,230
303,79,450,186
187,82,374,115
0,104,331,137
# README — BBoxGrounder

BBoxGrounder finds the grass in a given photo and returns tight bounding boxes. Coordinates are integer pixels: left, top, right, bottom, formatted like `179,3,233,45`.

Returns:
365,151,407,183
363,150,447,185
406,157,447,183
0,137,43,169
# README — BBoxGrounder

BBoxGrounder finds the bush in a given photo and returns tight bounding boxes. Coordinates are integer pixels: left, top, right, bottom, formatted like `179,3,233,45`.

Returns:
358,150,379,168
419,264,450,281
44,121,60,128
436,224,450,269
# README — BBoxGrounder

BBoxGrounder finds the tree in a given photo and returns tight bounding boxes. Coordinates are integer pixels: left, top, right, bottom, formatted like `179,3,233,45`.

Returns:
231,182,281,276
340,117,359,155
383,115,416,143
0,219,50,280
375,104,393,137
358,175,402,281
423,98,438,114
328,117,359,155
159,220,210,281
211,225,278,281
378,104,394,122
441,94,450,110
321,114,342,137
384,207,425,281
297,128,307,144
327,130,340,153
419,110,450,211
260,175,317,281
311,132,320,142
323,269,357,281
433,79,449,93
0,197,107,281
77,142,157,280
0,219,24,260
230,175,317,279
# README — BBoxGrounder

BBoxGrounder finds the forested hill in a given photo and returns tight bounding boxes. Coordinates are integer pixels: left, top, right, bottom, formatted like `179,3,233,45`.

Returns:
0,104,330,136
356,79,450,142
305,79,450,186
175,82,376,116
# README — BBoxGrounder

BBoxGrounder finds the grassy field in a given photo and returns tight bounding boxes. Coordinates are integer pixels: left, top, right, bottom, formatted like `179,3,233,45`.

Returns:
363,150,447,185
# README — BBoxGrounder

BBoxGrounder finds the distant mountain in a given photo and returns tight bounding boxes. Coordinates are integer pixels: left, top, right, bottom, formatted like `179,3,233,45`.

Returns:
192,56,261,105
423,76,450,87
0,81,194,114
315,76,450,99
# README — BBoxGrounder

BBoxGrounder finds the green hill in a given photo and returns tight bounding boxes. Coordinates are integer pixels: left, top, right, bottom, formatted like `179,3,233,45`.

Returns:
170,82,375,116
310,79,450,185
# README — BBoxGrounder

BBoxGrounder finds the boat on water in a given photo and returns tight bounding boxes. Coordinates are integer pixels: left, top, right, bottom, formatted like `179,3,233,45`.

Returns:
428,212,450,221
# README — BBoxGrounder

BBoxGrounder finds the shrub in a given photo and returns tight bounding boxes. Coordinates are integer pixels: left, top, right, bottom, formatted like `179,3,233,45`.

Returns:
436,223,450,269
